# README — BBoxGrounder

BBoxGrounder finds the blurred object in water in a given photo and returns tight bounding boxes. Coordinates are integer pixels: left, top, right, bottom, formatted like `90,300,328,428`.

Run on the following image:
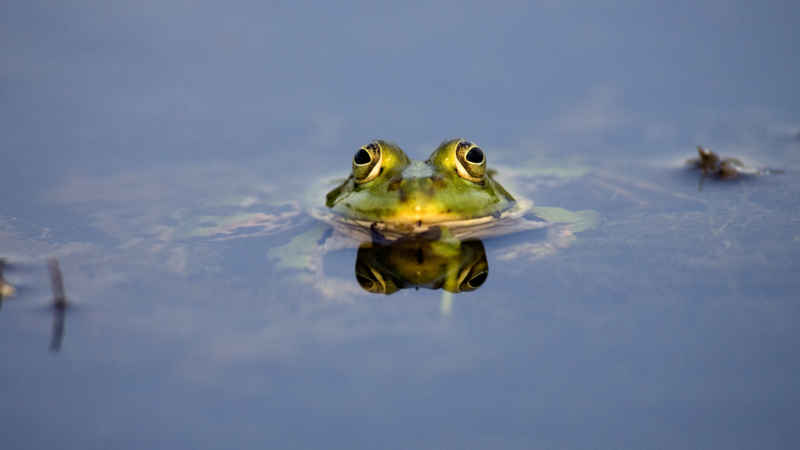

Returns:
687,146,782,190
47,258,67,352
690,146,752,180
0,259,16,304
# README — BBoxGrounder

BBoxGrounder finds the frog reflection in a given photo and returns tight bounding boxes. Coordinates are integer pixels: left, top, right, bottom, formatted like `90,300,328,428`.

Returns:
354,230,488,295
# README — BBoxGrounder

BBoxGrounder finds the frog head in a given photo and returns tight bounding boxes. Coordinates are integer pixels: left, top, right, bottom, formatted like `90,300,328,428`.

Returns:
326,139,515,226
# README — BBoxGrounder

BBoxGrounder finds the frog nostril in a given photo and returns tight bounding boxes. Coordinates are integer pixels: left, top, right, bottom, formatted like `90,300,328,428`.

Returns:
354,149,371,165
466,147,484,164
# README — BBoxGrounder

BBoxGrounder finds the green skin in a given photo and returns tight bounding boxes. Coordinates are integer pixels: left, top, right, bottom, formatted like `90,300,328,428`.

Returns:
325,139,516,226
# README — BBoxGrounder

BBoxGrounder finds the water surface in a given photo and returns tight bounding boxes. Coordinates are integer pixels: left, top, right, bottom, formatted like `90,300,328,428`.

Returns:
2,2,800,449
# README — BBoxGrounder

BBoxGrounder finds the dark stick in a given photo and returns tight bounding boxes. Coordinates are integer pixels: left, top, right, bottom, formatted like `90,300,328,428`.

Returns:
48,259,67,309
47,259,67,352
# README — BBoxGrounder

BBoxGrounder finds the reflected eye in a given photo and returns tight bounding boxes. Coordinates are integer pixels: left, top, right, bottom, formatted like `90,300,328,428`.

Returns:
467,271,488,288
455,140,486,182
356,273,377,291
456,241,488,292
459,269,488,292
355,257,398,294
352,142,382,183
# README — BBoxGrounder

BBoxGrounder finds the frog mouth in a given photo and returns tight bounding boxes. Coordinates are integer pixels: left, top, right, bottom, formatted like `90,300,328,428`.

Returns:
316,198,544,242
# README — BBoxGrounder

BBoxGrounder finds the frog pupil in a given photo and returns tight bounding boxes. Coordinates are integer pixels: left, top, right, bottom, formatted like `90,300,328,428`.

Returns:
354,149,371,165
466,147,484,164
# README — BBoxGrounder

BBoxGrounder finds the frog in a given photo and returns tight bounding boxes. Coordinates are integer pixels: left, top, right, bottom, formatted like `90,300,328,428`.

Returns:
320,139,536,241
267,138,599,297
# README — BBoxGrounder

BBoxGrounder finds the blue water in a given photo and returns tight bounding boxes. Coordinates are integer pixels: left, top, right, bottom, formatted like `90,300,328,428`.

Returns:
2,2,800,449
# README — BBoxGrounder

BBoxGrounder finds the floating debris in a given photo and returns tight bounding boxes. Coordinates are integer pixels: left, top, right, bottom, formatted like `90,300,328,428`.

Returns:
689,146,759,180
687,146,781,190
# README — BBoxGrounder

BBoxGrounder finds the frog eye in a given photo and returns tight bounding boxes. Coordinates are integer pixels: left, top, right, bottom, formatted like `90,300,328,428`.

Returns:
352,142,383,183
455,140,486,182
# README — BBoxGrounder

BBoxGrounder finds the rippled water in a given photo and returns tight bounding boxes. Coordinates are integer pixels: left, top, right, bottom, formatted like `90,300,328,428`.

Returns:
3,2,800,449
